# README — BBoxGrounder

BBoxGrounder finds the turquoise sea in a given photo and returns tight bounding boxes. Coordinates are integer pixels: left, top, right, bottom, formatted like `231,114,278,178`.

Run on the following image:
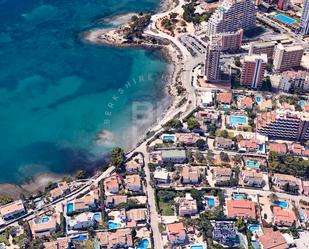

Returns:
0,0,169,183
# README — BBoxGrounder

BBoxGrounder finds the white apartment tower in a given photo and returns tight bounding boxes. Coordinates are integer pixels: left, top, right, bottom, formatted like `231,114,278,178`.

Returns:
207,0,256,36
204,41,221,82
301,0,309,35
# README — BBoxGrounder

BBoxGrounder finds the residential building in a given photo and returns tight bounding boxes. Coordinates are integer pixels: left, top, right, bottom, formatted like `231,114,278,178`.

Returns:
269,142,288,154
204,41,221,82
226,199,256,219
196,110,220,126
217,92,232,105
74,190,98,213
241,54,267,89
217,29,243,51
240,170,265,188
277,0,289,10
96,229,133,248
238,96,253,109
126,208,147,224
125,156,142,173
161,149,187,163
258,99,272,111
201,91,214,107
212,221,237,247
178,194,198,217
181,166,200,184
30,216,57,238
259,231,288,249
125,174,142,192
153,168,170,184
176,133,200,146
104,175,122,194
44,238,71,249
50,182,70,201
272,173,300,192
303,181,309,196
301,0,309,35
167,223,187,245
278,70,309,93
273,207,297,226
256,110,309,141
0,200,25,220
207,0,256,36
213,167,233,185
68,212,95,230
105,195,128,208
215,137,234,149
249,41,277,60
273,44,304,71
238,139,259,153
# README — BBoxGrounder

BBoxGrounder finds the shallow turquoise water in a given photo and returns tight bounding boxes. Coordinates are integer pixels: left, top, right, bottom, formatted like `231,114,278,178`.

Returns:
0,0,169,183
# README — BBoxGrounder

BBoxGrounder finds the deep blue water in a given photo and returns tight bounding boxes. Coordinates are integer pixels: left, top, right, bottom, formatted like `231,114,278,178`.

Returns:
0,0,169,183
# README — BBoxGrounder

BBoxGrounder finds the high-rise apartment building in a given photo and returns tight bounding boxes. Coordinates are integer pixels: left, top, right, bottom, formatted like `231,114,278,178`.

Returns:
256,110,309,141
273,44,304,71
249,41,277,61
204,41,221,82
215,29,243,51
301,0,309,35
207,0,256,36
240,54,267,88
278,70,309,92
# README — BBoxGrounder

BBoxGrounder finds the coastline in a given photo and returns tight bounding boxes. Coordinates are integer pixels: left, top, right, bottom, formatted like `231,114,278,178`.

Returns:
0,0,182,198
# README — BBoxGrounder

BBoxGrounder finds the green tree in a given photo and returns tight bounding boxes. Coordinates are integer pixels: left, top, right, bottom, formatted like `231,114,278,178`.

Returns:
196,139,206,150
187,118,200,130
111,147,125,168
75,170,86,179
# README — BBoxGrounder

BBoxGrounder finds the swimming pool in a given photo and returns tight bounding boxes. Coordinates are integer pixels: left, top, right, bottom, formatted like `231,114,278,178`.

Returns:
233,193,246,200
258,144,264,151
255,96,261,103
191,245,204,249
161,134,176,142
230,116,247,126
299,100,306,108
94,213,101,220
108,221,120,230
275,14,296,25
72,235,88,241
275,200,288,209
207,198,215,207
137,239,149,249
41,217,50,223
246,160,260,168
67,203,74,214
248,224,260,232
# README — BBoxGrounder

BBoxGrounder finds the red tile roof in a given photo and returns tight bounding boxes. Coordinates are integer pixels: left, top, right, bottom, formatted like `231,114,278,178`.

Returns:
269,143,287,154
259,231,288,249
217,92,232,104
226,199,256,219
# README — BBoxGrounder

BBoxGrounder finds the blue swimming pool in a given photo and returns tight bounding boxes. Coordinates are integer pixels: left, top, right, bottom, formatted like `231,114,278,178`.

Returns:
233,193,246,200
246,160,260,168
299,100,306,108
248,224,260,232
162,135,176,142
41,217,50,223
255,96,261,103
230,116,247,126
258,144,264,151
72,235,88,241
207,198,215,207
276,201,288,209
191,245,204,249
137,239,149,249
108,221,120,230
67,203,74,214
275,14,296,25
94,213,101,220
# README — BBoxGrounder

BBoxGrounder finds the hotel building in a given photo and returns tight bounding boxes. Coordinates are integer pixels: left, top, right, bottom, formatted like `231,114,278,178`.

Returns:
278,70,309,92
301,0,309,35
249,41,277,61
207,0,256,36
256,110,309,141
273,44,304,71
240,54,267,88
204,41,221,82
